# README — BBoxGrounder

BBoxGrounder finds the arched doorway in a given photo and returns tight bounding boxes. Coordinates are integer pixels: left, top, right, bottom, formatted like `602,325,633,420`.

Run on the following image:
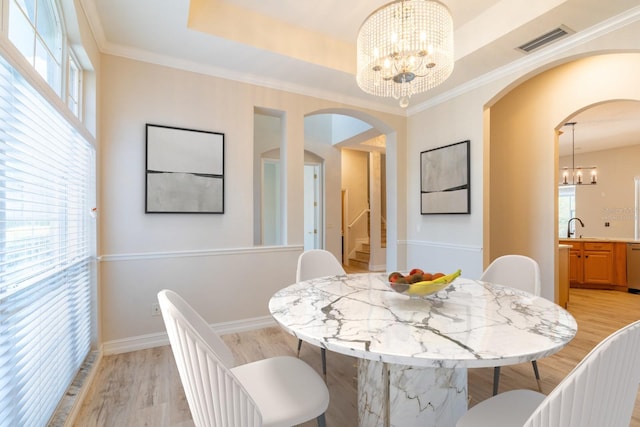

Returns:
486,52,640,300
304,109,398,271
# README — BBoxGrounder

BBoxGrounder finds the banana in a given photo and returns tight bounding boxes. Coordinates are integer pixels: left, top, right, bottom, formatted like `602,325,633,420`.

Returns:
405,269,461,295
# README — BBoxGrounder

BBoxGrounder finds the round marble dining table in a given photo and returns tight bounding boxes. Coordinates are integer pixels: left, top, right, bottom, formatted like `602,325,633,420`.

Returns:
268,272,577,427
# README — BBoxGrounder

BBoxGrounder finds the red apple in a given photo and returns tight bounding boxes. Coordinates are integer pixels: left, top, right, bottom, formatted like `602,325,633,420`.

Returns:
388,272,403,283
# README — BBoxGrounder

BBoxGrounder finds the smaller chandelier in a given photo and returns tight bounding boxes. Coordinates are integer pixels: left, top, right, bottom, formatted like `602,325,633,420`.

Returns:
560,122,598,185
356,0,454,108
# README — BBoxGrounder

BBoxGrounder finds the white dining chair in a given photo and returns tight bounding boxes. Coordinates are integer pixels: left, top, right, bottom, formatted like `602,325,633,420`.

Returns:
158,289,330,427
296,249,346,380
480,254,542,395
457,320,640,427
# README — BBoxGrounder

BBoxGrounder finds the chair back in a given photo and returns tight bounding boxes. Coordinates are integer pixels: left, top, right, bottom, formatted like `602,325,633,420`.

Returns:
158,290,261,427
480,254,541,296
524,320,640,427
296,249,346,282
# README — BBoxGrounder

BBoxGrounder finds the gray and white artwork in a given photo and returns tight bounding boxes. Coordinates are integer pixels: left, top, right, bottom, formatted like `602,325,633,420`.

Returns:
146,124,224,213
421,140,470,214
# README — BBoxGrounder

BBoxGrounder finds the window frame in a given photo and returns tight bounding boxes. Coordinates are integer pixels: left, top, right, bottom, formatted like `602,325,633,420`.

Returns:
6,0,84,119
67,47,81,118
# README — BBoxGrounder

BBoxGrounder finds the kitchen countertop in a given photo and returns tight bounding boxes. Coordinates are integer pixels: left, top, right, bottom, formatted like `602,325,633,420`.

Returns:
559,237,640,243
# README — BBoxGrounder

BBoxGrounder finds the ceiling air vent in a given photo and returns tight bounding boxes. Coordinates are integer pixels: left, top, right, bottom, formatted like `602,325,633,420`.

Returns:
517,25,573,53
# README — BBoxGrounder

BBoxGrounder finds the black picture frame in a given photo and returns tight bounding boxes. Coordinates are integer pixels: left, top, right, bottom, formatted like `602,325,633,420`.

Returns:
420,140,470,214
145,124,224,213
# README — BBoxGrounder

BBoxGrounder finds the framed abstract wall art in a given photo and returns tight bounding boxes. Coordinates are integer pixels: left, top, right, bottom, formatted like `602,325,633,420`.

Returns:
420,140,470,214
145,124,224,213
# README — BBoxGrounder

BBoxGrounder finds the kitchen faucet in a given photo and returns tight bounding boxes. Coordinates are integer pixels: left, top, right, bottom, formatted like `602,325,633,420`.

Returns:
567,217,585,238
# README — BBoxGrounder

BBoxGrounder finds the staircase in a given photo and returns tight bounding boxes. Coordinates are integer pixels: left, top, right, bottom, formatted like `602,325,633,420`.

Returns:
349,241,371,270
348,223,386,270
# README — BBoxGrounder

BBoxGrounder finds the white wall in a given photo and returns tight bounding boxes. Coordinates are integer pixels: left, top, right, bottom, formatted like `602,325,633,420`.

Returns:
98,55,406,349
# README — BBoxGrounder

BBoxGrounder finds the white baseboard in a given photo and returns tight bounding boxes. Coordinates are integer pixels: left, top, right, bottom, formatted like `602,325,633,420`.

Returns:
102,315,277,355
369,264,386,272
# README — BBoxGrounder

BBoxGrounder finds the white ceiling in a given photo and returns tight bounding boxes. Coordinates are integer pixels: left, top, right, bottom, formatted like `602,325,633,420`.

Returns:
83,0,640,151
559,100,640,157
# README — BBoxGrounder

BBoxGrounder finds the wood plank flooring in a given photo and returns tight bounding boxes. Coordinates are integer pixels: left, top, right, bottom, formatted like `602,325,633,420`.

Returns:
73,288,640,426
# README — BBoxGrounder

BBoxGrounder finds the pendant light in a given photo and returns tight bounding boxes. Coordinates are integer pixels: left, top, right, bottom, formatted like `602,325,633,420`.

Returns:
560,122,598,185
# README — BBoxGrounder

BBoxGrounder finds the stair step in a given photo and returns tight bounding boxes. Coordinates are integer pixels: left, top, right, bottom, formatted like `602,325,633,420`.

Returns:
349,258,369,270
355,250,370,261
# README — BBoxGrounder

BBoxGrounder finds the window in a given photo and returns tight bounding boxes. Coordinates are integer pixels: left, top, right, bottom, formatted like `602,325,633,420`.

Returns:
0,51,96,426
8,0,63,95
559,185,576,237
7,0,85,120
67,50,81,117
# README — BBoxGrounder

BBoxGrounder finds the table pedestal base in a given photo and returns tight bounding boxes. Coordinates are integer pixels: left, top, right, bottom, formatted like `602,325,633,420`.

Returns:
357,359,467,427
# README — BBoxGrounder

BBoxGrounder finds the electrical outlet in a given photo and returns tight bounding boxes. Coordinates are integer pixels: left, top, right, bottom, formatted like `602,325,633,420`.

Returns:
151,302,161,317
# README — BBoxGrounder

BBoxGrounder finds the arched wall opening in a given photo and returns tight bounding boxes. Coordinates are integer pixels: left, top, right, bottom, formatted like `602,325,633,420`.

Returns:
304,108,401,271
486,52,640,300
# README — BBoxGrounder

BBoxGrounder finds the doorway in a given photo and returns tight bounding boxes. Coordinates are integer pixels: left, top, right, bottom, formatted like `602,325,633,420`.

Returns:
303,112,392,271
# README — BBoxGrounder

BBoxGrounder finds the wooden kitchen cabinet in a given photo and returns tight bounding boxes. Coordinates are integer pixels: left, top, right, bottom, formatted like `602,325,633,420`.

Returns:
558,245,570,308
568,249,583,284
559,240,626,290
562,240,583,285
582,242,613,285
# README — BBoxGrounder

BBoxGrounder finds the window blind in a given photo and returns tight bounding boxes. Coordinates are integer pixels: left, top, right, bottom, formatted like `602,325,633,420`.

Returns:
0,52,95,426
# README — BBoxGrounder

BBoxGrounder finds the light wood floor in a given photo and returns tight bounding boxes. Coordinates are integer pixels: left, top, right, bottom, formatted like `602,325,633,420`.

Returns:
74,288,640,426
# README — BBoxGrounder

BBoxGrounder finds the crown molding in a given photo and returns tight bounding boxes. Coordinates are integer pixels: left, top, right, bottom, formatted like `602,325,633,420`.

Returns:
79,1,640,117
100,41,406,116
407,5,640,115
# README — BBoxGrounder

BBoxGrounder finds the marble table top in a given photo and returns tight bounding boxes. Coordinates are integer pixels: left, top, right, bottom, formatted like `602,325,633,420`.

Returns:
269,272,577,368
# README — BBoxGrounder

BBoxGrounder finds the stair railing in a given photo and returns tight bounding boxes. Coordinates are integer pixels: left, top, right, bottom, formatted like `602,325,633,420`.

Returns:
348,208,370,230
345,207,370,266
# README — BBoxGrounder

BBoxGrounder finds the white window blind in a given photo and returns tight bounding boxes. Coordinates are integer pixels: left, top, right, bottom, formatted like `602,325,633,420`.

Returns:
0,51,95,426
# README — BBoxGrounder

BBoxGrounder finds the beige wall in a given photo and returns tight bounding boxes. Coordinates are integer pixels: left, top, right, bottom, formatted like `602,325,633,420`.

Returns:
489,53,640,299
97,7,640,348
98,55,406,348
406,86,495,279
407,17,640,300
561,143,640,239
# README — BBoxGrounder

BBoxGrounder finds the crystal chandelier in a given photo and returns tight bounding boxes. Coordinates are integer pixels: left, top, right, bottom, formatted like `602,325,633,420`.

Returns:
356,0,454,108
